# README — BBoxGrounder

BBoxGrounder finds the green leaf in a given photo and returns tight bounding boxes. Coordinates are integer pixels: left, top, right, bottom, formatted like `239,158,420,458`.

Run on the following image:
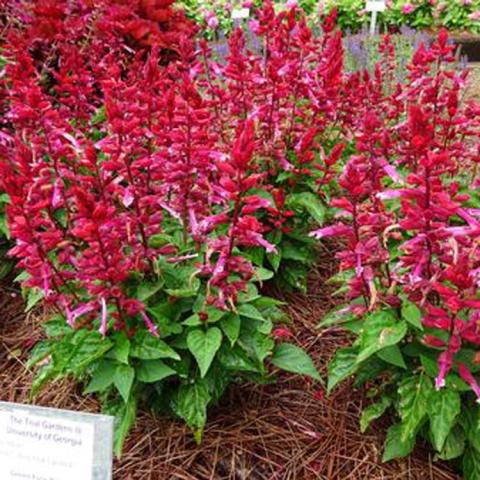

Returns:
106,332,130,365
42,318,71,338
63,331,113,375
136,359,176,383
401,300,423,330
354,356,388,387
318,306,357,329
437,425,465,461
398,375,433,442
165,278,200,298
267,250,281,271
182,313,202,326
356,311,407,364
91,106,106,125
220,314,241,346
218,344,260,373
84,360,116,394
175,380,211,443
327,347,358,394
360,396,392,433
280,242,312,264
187,327,223,378
239,329,273,365
464,447,480,480
114,365,135,403
27,341,53,369
148,233,172,248
238,304,265,322
204,307,226,323
428,389,461,451
246,246,265,266
376,345,407,369
290,192,326,225
137,279,165,302
130,332,180,361
382,423,416,462
25,288,44,312
271,343,320,381
31,363,58,398
113,397,137,458
254,267,274,281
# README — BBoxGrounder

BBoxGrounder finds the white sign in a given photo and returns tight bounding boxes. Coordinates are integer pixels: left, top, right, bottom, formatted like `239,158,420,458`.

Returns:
232,8,250,19
0,402,113,480
366,0,386,12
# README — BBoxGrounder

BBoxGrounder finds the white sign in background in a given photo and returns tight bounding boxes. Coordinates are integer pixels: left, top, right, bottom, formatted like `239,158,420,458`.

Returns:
366,0,386,12
0,402,114,480
365,0,387,34
231,8,250,19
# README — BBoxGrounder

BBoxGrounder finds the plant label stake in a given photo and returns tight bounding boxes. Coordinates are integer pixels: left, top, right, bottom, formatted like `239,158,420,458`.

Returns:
0,401,114,480
232,8,250,19
366,0,386,35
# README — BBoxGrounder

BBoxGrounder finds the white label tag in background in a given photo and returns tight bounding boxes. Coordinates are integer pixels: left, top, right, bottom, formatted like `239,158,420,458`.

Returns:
232,8,250,19
366,0,386,12
0,401,114,480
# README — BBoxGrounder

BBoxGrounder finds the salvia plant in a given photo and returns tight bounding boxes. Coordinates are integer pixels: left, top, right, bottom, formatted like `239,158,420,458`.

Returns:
0,0,341,453
319,31,480,478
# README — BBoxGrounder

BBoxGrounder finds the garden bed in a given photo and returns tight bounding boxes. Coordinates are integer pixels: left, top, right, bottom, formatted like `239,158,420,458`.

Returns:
0,246,461,480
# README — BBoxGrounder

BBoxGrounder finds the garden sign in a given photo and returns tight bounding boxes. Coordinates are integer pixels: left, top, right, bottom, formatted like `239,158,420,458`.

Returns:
0,401,114,480
366,0,386,34
231,8,250,19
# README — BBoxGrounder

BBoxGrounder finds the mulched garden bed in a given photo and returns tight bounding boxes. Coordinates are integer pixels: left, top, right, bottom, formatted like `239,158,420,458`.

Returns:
0,243,462,479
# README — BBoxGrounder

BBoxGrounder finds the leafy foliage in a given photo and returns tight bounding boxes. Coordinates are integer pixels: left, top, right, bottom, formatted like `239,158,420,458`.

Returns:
323,0,480,33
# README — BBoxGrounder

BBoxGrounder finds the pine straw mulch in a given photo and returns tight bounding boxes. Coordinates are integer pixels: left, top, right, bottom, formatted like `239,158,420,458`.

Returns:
0,243,462,480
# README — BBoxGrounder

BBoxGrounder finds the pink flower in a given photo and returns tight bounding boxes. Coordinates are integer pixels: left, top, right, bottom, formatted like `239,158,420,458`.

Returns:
141,311,159,337
458,364,480,402
313,389,325,401
272,327,294,339
99,298,108,337
66,303,94,328
310,224,352,239
402,3,415,14
207,15,219,29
